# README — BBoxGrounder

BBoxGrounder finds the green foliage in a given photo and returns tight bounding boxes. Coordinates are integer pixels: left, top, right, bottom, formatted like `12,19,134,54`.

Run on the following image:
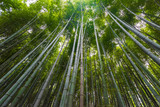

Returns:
0,0,160,106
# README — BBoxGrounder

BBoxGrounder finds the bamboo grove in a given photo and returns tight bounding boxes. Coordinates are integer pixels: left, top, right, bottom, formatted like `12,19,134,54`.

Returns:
0,0,160,106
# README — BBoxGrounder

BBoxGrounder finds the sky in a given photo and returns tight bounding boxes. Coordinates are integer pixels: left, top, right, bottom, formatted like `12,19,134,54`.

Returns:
26,0,37,6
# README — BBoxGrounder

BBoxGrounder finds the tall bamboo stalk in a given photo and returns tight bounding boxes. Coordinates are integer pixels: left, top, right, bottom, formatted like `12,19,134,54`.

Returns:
93,20,109,105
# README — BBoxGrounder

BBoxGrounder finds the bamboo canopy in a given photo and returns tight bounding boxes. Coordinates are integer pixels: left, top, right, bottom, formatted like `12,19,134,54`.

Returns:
0,0,160,106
